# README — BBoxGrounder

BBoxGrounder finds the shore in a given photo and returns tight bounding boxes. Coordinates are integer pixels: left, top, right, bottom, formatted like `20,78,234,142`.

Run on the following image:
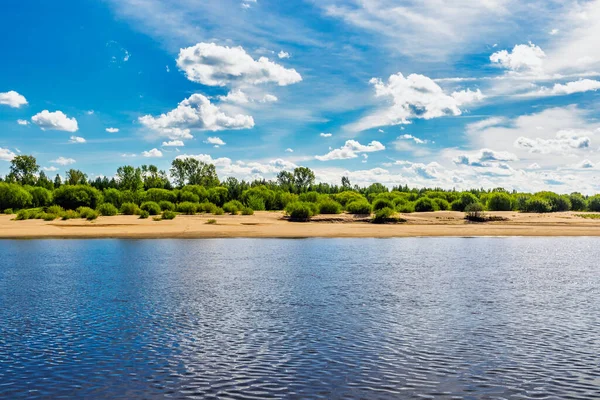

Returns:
1,211,600,239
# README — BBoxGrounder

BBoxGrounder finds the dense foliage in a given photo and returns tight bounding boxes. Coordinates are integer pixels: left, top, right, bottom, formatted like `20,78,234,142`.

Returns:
3,156,600,223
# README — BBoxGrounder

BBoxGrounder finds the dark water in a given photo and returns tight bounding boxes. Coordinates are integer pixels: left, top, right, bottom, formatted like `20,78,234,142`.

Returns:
1,238,599,399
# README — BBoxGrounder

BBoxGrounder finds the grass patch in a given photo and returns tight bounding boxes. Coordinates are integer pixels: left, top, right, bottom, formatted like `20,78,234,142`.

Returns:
576,214,600,219
206,219,217,225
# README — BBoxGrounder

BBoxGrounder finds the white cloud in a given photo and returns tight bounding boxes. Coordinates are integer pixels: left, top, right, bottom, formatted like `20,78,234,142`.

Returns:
51,157,76,166
69,136,86,144
278,51,290,59
0,91,28,108
86,110,95,115
573,159,595,169
315,139,385,161
0,147,16,161
162,140,184,147
17,119,29,126
142,148,163,158
453,148,518,167
106,127,120,133
31,110,78,132
451,89,485,106
397,134,431,144
204,136,226,146
549,28,559,35
347,72,481,131
260,94,278,103
121,153,137,158
285,148,294,152
219,89,250,104
176,42,302,87
525,79,600,97
43,166,59,172
490,42,546,73
139,93,254,139
515,129,592,154
166,65,170,73
528,163,541,170
320,133,332,137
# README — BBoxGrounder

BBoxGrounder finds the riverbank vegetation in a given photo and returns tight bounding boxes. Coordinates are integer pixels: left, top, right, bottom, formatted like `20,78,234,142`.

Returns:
2,155,600,223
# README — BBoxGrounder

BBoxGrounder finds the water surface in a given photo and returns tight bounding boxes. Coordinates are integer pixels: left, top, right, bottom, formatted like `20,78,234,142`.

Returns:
1,238,599,399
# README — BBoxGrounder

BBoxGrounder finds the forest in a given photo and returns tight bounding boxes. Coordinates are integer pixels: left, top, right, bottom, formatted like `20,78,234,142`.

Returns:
1,155,599,223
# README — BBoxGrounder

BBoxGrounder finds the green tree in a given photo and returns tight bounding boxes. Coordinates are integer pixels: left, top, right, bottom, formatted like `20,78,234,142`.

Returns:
141,164,169,189
293,167,315,193
170,158,219,188
54,174,62,189
36,171,54,190
277,171,295,191
9,155,39,185
341,176,351,190
65,169,87,185
117,165,143,191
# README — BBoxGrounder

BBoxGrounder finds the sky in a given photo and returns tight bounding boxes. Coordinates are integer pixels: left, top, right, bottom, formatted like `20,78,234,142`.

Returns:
1,0,600,193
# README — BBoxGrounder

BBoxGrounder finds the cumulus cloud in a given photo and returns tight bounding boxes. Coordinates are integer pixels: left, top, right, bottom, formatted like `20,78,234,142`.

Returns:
0,147,16,161
0,91,28,108
142,148,163,158
515,129,592,154
139,94,254,139
278,51,290,59
260,94,278,103
453,149,518,167
525,79,600,97
31,110,78,132
285,148,294,152
219,89,250,104
490,42,546,73
69,136,86,144
175,153,297,178
176,42,302,87
397,134,431,144
204,136,226,146
17,119,29,126
51,157,76,166
320,133,332,137
106,127,119,133
43,166,59,172
315,140,385,161
162,140,184,147
347,72,481,131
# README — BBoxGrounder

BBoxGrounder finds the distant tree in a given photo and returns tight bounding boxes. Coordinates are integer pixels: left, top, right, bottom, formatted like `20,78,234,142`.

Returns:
116,165,143,191
54,174,62,189
341,176,351,190
170,158,219,188
141,164,169,189
9,155,39,185
65,169,87,185
36,171,54,190
293,167,315,193
277,171,295,191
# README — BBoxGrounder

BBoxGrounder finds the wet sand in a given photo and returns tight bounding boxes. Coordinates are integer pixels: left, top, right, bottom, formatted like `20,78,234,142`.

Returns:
1,211,600,239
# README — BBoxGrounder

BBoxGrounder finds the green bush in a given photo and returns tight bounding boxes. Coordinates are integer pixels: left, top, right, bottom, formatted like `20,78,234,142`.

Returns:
77,207,96,219
41,212,58,221
414,197,438,212
161,210,177,220
396,202,415,213
451,192,479,212
588,195,600,212
158,201,176,211
176,202,198,215
432,198,450,211
103,188,123,208
372,198,394,211
206,219,217,224
145,188,178,203
61,210,80,220
15,210,29,220
372,207,395,224
53,185,103,210
318,199,342,214
535,192,571,212
334,191,366,206
3,208,14,215
27,187,53,208
346,200,372,214
298,191,321,203
140,201,161,215
569,193,587,212
214,207,224,215
179,191,200,203
86,210,99,220
246,195,266,211
285,201,315,221
198,202,218,213
223,200,244,214
487,192,512,211
120,202,140,215
208,187,228,206
46,205,65,215
465,203,485,221
523,197,552,213
97,203,118,216
0,183,33,210
139,210,150,219
241,207,254,215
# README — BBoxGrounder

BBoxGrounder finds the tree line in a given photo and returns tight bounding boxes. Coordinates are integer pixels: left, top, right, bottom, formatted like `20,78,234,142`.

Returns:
1,155,600,222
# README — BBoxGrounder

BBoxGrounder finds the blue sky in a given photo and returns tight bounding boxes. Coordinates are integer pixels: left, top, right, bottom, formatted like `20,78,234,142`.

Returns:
1,0,600,193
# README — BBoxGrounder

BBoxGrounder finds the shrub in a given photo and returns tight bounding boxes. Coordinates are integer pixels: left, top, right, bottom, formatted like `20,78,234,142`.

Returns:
523,197,552,213
285,201,315,221
53,185,103,210
214,207,224,215
120,202,140,215
346,200,372,214
246,195,266,211
86,210,99,220
588,195,600,212
486,192,512,211
241,207,254,215
176,202,198,215
61,210,80,220
181,185,208,202
206,219,217,224
46,205,65,215
513,194,531,212
103,188,123,208
451,192,479,212
535,191,571,212
140,201,161,215
145,188,177,203
372,198,394,211
298,191,320,203
274,191,298,210
97,203,118,216
396,202,415,213
198,202,218,214
569,193,587,212
223,200,244,214
158,201,176,211
334,191,366,206
432,198,450,211
27,187,53,208
161,210,177,220
414,197,438,212
372,207,396,224
178,191,200,203
41,212,58,221
0,183,33,210
3,208,14,215
77,207,96,219
139,210,150,219
208,187,228,206
318,199,342,214
15,210,29,220
465,203,485,221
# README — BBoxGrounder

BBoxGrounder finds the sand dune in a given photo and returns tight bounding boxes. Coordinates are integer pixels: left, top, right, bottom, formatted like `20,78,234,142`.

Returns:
1,211,600,239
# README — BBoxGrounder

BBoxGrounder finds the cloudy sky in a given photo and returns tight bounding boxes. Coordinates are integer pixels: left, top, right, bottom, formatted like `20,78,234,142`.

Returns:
1,0,600,193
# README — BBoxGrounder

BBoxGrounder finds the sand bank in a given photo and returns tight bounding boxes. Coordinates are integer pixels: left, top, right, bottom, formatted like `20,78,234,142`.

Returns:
1,211,600,239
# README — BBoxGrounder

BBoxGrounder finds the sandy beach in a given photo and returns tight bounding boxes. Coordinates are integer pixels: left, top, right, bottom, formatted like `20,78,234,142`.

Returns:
1,211,600,239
